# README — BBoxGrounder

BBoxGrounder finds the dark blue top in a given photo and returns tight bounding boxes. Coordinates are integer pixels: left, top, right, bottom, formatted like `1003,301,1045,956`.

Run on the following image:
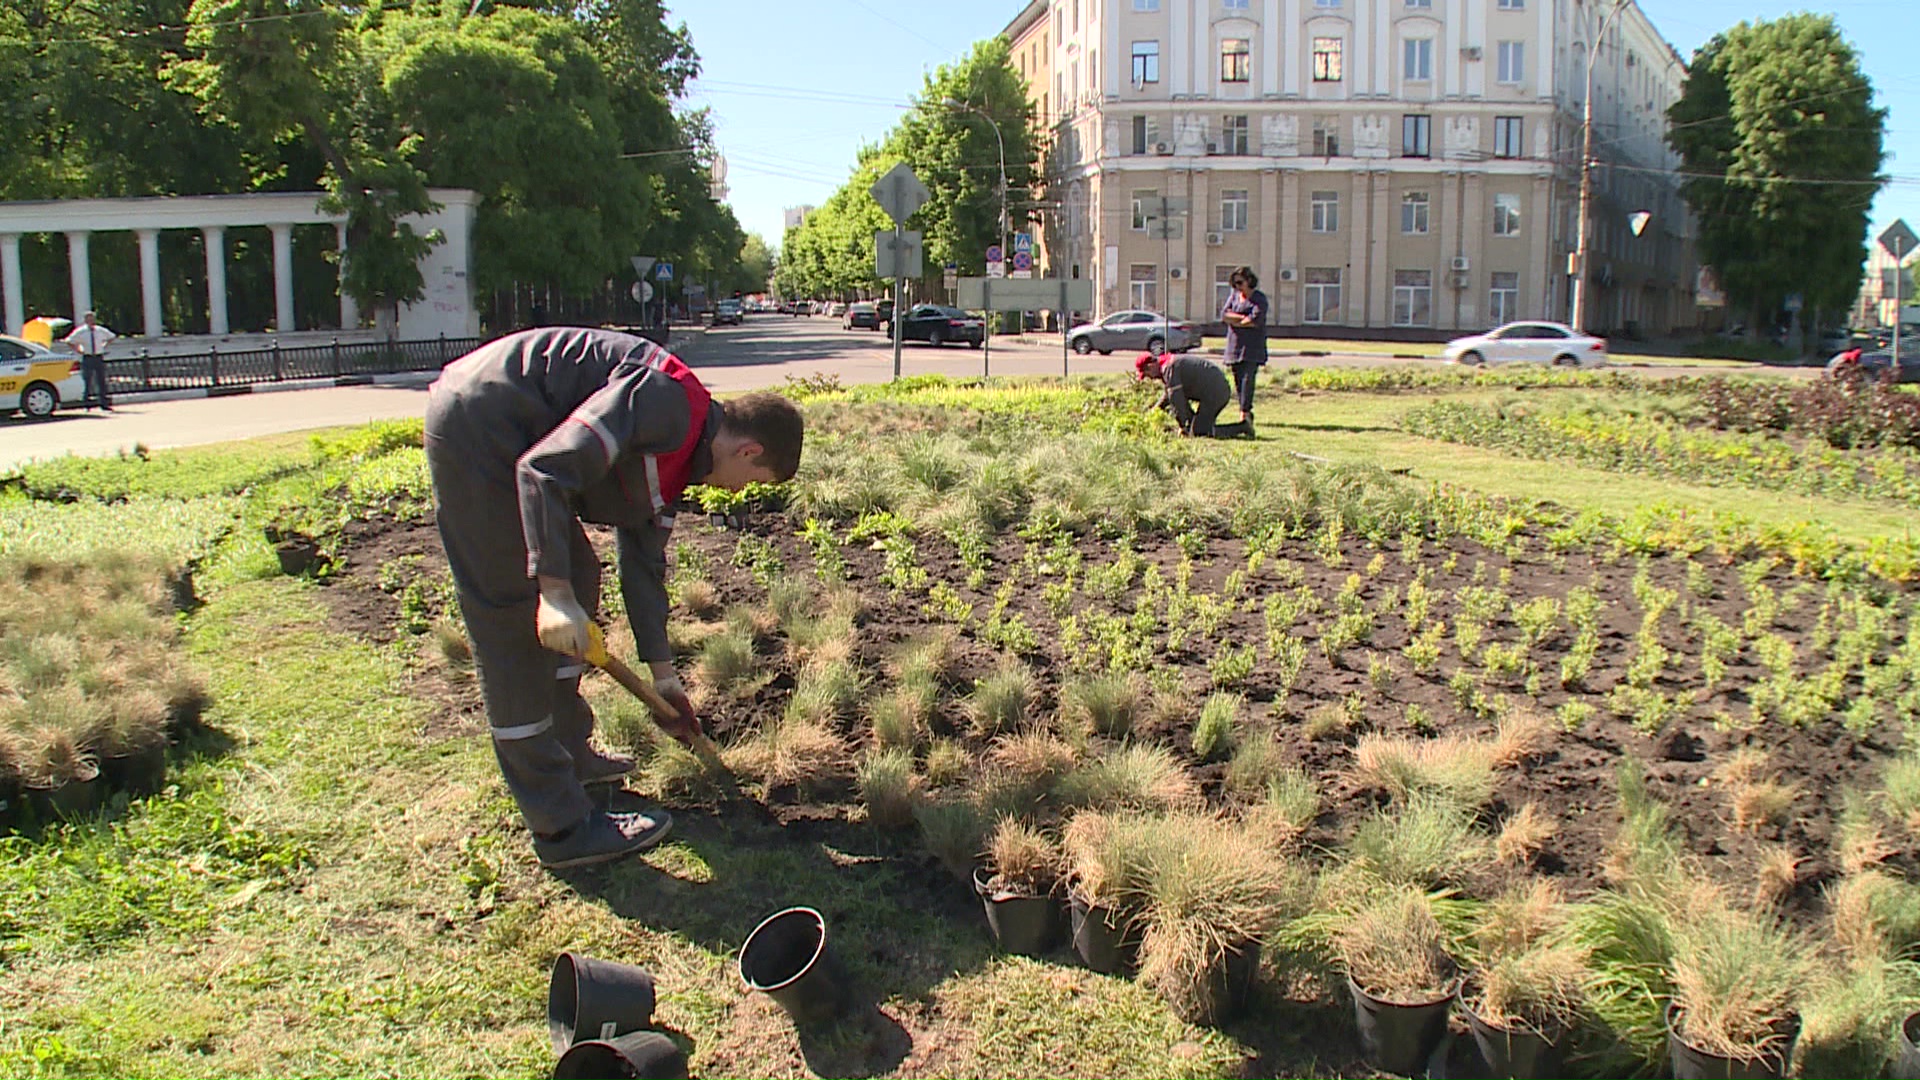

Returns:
1222,288,1269,366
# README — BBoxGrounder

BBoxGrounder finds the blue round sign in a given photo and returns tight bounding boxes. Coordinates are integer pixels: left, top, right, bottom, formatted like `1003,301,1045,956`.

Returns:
986,245,1004,263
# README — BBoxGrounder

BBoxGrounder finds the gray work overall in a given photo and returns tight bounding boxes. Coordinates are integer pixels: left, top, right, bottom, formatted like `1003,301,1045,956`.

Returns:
423,328,715,834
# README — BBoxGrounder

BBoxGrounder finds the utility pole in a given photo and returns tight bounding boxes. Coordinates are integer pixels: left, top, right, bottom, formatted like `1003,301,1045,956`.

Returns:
1572,0,1632,334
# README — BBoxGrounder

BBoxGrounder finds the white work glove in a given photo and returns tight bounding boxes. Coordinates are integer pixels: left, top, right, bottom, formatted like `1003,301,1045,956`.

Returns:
535,590,594,658
650,669,703,746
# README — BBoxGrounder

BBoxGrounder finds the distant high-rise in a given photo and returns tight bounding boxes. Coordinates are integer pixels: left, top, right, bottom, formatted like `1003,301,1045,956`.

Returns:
783,205,817,231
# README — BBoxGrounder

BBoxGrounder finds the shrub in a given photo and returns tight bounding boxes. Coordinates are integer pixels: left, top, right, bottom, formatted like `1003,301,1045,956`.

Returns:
1062,809,1174,908
1192,693,1240,761
915,796,985,879
1055,744,1200,812
923,738,970,788
869,685,931,752
1335,888,1457,1004
984,817,1059,894
967,661,1035,735
858,749,921,828
694,628,757,693
1224,735,1286,798
1349,795,1484,887
784,659,864,724
675,577,722,617
1474,942,1589,1033
1350,733,1496,808
986,729,1078,791
1496,802,1557,866
1669,907,1812,1062
1243,767,1320,850
725,716,849,793
1138,814,1298,1024
1060,673,1143,738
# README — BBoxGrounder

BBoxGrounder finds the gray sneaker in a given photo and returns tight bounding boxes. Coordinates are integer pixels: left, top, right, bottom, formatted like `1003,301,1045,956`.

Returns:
575,748,637,786
534,809,673,869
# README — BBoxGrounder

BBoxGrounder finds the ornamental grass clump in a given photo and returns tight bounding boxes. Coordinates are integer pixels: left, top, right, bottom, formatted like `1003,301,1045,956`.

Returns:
1335,887,1457,1004
1060,672,1143,738
858,748,921,829
983,817,1059,896
1054,743,1200,812
1668,906,1812,1063
966,661,1035,735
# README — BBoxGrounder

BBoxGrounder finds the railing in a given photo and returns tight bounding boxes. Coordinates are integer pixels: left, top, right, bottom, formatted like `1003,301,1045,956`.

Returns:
104,334,488,395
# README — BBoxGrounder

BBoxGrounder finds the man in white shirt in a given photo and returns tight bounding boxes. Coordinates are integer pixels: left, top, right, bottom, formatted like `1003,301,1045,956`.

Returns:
62,311,118,411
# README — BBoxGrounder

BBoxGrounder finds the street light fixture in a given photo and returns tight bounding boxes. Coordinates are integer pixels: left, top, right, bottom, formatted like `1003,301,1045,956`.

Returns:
1571,0,1633,334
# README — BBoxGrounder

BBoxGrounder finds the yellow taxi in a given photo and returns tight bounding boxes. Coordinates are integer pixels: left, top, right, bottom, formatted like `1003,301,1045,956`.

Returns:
0,334,83,420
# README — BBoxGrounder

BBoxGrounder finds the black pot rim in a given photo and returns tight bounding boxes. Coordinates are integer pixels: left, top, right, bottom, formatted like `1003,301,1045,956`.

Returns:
1346,970,1458,1009
1456,989,1566,1045
739,906,828,994
1904,1010,1920,1047
973,864,1055,901
1664,1001,1800,1066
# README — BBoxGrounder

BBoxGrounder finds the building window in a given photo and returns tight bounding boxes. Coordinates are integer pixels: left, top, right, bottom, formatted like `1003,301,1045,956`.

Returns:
1497,41,1525,84
1131,41,1161,84
1134,0,1159,9
1312,116,1341,156
1494,116,1523,158
1130,263,1158,309
1132,190,1157,231
1497,0,1523,8
1406,0,1431,6
1311,190,1340,233
1315,0,1340,7
1403,38,1433,82
1402,114,1431,158
1224,0,1249,6
1132,115,1153,154
1221,115,1249,155
1489,272,1520,325
1056,8,1064,41
1214,266,1240,312
1393,270,1433,327
1221,39,1251,83
1494,193,1522,236
1304,268,1343,323
1312,38,1344,82
1221,189,1249,231
1402,191,1431,235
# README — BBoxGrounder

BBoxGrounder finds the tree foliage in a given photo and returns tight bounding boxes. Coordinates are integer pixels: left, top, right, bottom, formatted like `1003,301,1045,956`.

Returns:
776,38,1040,300
1668,14,1886,326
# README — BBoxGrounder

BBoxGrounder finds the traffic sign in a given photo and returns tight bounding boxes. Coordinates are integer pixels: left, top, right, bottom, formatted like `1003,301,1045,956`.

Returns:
629,281,655,303
630,255,656,277
656,261,674,282
956,276,1094,311
986,261,1006,279
874,229,924,279
1784,293,1804,314
1011,250,1033,278
870,162,930,226
1013,232,1033,254
1881,220,1918,260
986,244,1005,264
943,267,959,290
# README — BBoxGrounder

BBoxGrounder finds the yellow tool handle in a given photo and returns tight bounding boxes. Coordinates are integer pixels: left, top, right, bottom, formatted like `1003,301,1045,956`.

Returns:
583,625,726,766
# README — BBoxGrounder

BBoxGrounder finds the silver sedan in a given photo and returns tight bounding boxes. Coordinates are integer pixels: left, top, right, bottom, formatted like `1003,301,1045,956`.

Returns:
1066,310,1198,356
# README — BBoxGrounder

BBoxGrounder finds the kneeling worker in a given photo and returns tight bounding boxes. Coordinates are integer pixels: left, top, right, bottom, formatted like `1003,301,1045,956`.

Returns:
1135,352,1252,439
425,327,804,868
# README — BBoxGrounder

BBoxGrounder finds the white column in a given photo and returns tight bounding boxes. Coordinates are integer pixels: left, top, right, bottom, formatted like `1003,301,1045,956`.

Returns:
337,223,359,330
135,229,163,338
1263,0,1281,96
0,234,22,336
270,223,295,333
1369,171,1392,326
1537,0,1554,101
1348,169,1370,327
202,225,229,335
1170,1,1187,97
1439,171,1462,329
65,231,92,318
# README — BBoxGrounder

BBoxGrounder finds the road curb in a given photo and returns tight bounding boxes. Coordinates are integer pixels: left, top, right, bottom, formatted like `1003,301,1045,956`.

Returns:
112,371,438,407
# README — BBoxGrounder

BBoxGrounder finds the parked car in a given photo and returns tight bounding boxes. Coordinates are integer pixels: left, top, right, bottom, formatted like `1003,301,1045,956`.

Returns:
1065,310,1198,356
790,300,810,317
828,302,848,318
712,298,743,326
891,304,985,348
1442,321,1609,368
0,334,81,420
1850,349,1920,384
844,302,880,330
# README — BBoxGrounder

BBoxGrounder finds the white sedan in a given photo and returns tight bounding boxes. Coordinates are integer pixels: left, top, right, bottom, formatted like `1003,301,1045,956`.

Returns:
1442,322,1609,368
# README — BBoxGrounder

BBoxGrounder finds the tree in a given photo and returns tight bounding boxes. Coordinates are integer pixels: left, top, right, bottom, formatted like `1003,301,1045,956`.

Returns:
1668,14,1886,338
728,233,776,296
886,38,1040,275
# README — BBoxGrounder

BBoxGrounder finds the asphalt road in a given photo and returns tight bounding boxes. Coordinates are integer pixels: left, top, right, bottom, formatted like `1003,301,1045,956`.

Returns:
0,316,1786,469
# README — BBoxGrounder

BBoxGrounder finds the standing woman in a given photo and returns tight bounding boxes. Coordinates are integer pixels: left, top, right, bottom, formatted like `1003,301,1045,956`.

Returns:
1219,266,1268,431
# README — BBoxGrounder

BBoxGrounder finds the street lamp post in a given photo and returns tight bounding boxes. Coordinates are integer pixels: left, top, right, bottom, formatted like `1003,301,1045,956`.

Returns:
1572,0,1632,334
943,98,1010,365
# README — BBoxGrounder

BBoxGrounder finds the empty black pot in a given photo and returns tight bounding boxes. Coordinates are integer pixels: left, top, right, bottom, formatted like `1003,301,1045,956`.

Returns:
974,867,1062,957
552,1031,688,1079
548,953,658,1054
1349,974,1454,1077
1666,1003,1799,1080
739,906,850,1026
1068,891,1138,975
1896,1012,1920,1080
1460,997,1564,1079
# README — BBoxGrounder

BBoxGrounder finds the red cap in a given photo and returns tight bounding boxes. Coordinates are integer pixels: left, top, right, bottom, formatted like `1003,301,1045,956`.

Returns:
1134,353,1161,380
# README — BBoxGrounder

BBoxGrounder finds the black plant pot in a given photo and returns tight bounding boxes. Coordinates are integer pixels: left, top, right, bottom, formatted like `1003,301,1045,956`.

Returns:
275,537,321,576
1202,940,1261,1026
552,1031,688,1080
974,867,1062,957
1666,1003,1799,1080
101,745,168,798
1459,996,1565,1079
1349,974,1454,1077
1068,891,1139,975
26,773,103,821
739,906,851,1027
547,953,658,1054
1895,1012,1920,1080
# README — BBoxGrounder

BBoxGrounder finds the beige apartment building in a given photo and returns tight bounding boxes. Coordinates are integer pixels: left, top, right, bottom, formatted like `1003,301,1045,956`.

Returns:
1004,0,1695,336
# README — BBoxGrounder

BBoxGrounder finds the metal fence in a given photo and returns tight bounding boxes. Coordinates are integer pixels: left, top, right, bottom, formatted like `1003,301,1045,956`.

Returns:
103,335,489,396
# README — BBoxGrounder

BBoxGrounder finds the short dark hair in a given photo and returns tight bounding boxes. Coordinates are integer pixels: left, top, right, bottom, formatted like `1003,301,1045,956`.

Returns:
724,392,805,480
1231,266,1258,289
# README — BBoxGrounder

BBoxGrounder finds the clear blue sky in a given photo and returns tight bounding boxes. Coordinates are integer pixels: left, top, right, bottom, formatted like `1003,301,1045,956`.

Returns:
671,0,1918,252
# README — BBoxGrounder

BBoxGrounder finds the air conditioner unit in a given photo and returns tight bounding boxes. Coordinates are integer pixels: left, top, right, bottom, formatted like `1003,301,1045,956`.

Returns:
1450,271,1471,289
1461,46,1483,61
1205,231,1225,246
1205,141,1220,154
1278,267,1298,283
1450,255,1471,271
1169,266,1187,280
1154,141,1173,155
